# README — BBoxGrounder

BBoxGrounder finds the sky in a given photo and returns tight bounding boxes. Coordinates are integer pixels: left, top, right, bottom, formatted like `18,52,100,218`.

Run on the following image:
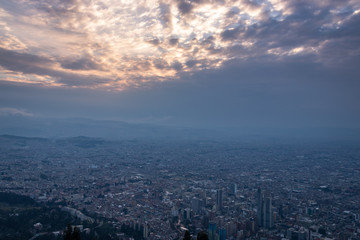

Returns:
0,0,360,130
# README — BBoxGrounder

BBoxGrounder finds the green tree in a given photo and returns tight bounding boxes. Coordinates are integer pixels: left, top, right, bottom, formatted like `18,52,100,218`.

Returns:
64,224,72,240
63,224,81,240
197,231,209,240
183,230,192,240
72,227,81,240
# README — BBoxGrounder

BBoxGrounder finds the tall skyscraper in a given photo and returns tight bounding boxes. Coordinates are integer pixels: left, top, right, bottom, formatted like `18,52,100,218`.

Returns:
257,188,274,229
216,189,223,212
208,222,216,240
218,228,226,240
191,197,200,213
230,183,237,195
183,208,191,220
257,188,263,227
264,197,273,228
143,222,149,239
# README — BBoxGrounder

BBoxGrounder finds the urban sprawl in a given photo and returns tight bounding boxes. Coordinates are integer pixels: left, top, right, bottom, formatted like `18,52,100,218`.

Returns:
0,136,360,240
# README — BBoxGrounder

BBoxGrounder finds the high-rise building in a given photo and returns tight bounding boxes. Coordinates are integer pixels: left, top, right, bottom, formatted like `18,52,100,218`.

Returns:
287,228,308,240
183,208,191,220
218,228,227,240
143,223,149,239
230,183,237,195
264,197,273,228
171,206,178,217
208,222,216,240
191,197,200,213
216,189,223,212
257,188,263,227
226,221,237,237
257,188,274,229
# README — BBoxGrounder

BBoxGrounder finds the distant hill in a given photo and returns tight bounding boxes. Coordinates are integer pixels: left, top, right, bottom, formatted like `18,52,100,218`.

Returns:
1,115,359,142
0,115,220,140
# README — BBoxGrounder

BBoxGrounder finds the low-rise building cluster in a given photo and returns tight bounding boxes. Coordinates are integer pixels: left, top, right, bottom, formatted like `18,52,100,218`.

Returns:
0,136,359,239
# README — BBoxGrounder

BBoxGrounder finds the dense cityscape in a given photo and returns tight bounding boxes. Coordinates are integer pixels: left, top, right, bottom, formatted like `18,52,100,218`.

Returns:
1,135,359,240
1,0,359,239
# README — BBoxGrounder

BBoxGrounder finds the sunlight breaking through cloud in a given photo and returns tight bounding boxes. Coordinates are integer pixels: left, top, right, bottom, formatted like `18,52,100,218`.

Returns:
0,0,359,90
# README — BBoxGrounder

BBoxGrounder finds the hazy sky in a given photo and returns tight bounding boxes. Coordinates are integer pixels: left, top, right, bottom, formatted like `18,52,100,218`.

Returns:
0,0,359,129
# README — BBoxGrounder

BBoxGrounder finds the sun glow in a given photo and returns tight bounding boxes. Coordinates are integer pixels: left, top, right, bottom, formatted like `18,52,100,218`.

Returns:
0,0,356,90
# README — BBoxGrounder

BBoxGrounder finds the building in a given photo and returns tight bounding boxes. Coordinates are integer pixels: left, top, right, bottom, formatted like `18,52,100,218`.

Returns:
216,189,223,212
264,196,273,228
230,183,237,195
257,188,263,227
209,222,216,240
257,188,274,229
219,228,227,240
191,197,200,213
143,222,149,239
183,208,192,220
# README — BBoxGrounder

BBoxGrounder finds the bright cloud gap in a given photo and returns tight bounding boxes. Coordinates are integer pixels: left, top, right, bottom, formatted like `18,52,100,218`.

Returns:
0,0,359,90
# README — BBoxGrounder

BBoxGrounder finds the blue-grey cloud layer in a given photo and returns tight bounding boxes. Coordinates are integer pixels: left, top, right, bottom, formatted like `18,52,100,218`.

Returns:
0,0,359,129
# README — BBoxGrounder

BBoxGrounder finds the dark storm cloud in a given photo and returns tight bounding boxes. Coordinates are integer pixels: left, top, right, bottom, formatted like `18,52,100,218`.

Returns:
133,60,152,71
153,59,170,70
234,1,360,62
159,2,172,28
27,0,98,33
1,0,360,131
202,35,215,43
169,38,179,46
189,0,206,4
244,17,323,48
0,47,55,75
185,59,198,68
2,55,359,129
35,0,82,18
319,38,360,68
221,27,242,41
0,1,28,16
226,6,240,17
146,38,161,46
177,1,193,15
199,36,215,49
0,48,109,87
60,55,102,71
328,13,360,38
53,72,110,87
168,58,360,128
171,61,183,71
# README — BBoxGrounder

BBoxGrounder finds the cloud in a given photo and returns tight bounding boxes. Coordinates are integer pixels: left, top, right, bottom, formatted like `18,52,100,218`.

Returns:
0,0,358,132
171,60,183,71
226,6,240,17
220,27,242,41
2,54,359,129
0,47,55,75
169,37,179,46
177,1,193,15
0,107,34,117
159,2,172,28
328,12,360,38
0,47,111,87
146,38,161,46
0,0,359,91
153,59,170,70
60,55,103,71
185,59,198,68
